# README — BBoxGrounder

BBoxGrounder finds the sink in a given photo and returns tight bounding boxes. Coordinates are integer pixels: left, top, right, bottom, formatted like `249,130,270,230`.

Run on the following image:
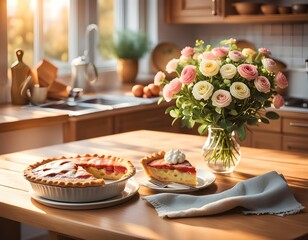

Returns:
79,95,158,107
25,95,159,116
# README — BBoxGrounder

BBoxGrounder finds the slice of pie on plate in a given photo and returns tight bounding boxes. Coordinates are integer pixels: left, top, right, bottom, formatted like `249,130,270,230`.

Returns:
140,151,197,186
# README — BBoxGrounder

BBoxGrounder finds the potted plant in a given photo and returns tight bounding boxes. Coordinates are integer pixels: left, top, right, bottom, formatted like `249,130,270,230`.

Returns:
112,30,150,83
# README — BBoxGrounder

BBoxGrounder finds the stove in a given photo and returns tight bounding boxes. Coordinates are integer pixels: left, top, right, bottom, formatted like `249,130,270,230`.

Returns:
284,97,308,109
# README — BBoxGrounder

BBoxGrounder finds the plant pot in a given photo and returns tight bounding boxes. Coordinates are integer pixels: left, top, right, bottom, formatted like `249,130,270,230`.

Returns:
117,59,138,83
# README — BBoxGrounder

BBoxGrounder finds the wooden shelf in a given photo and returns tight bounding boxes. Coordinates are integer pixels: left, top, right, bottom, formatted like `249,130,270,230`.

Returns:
224,13,308,24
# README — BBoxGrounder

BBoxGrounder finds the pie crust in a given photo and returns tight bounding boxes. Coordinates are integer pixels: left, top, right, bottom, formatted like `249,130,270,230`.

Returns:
140,151,197,186
24,154,136,188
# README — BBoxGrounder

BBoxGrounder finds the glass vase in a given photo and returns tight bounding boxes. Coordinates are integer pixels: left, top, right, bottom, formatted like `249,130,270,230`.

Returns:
202,127,241,173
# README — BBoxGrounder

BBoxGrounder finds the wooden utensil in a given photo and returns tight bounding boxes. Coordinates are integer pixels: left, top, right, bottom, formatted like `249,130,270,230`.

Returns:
36,59,58,87
10,49,31,105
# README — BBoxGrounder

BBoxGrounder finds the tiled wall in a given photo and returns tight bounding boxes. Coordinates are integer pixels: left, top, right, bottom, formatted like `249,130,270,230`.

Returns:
193,23,308,69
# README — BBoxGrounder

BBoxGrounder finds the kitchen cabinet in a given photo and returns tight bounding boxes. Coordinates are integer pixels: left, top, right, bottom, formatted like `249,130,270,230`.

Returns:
64,102,180,142
114,107,180,133
165,0,308,24
243,110,308,152
282,114,308,152
165,0,224,24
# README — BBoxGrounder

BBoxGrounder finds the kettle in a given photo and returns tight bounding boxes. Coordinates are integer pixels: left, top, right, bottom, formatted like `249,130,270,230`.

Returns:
71,55,98,92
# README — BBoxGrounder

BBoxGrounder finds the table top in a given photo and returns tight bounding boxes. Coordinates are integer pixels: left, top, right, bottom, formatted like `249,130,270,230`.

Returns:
0,130,307,240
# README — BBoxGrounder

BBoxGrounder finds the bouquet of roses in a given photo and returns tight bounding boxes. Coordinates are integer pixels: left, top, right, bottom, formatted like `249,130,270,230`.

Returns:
153,38,288,171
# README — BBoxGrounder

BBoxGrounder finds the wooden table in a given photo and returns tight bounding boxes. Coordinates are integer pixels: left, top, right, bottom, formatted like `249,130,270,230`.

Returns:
0,130,307,240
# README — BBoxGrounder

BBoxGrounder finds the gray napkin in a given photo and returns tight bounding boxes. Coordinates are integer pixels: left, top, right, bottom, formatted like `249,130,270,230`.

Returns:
143,171,304,218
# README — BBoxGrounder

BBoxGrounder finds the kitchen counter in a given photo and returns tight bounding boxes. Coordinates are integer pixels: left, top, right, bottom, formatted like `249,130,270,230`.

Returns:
0,130,307,240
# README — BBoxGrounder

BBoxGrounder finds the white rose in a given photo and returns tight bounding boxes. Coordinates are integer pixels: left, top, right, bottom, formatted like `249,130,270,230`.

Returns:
166,58,179,74
220,64,237,79
192,81,214,101
230,82,250,100
199,60,220,77
211,90,232,108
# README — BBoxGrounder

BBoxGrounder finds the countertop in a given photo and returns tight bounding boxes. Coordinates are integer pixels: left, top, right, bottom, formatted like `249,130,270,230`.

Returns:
0,130,307,240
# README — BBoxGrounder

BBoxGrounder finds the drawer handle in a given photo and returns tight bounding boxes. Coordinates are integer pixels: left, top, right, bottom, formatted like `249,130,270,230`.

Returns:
290,122,308,128
212,0,217,15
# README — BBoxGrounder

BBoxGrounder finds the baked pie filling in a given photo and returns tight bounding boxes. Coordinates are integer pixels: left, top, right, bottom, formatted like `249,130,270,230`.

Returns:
24,154,135,187
140,151,197,186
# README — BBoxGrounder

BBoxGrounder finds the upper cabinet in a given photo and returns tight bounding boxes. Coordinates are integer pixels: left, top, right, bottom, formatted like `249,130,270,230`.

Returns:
165,0,224,24
165,0,308,24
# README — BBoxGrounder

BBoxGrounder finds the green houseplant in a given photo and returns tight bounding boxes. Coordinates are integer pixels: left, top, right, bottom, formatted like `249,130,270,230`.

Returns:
112,30,150,83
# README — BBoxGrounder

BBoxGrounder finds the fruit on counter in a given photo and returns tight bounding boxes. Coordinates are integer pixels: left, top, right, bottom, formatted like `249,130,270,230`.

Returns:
132,83,161,98
132,84,144,97
147,83,160,96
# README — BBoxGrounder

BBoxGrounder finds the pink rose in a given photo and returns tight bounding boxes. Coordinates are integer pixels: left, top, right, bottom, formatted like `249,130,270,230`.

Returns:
258,48,271,55
275,72,288,89
254,76,271,93
211,90,232,108
262,58,278,73
154,71,165,86
203,52,219,60
273,94,285,109
228,50,244,62
180,65,196,84
162,78,182,102
237,64,258,80
212,47,229,58
181,47,194,58
162,84,173,102
169,77,182,93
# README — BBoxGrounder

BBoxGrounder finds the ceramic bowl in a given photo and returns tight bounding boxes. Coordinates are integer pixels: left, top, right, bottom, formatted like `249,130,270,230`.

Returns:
233,2,259,15
261,4,278,14
278,6,292,14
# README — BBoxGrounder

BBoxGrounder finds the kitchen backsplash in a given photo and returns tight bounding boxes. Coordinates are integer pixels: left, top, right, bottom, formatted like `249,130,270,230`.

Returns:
194,23,308,69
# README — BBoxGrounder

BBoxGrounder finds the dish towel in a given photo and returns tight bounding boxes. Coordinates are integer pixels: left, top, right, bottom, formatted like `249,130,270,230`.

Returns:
143,171,304,218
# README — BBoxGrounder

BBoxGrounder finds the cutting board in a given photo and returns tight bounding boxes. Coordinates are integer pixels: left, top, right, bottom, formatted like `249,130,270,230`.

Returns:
10,49,31,105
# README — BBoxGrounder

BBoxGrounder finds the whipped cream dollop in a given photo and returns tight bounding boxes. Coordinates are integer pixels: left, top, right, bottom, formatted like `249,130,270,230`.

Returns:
164,149,186,164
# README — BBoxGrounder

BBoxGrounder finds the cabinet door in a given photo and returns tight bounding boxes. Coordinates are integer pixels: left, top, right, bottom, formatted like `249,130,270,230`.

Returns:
165,0,224,24
252,132,282,150
67,117,114,141
282,135,308,153
114,107,180,134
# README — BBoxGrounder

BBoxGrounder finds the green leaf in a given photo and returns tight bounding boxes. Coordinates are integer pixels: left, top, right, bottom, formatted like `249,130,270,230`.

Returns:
229,109,238,116
247,117,258,125
198,124,208,135
170,109,180,118
265,111,280,120
157,97,165,105
260,117,270,124
237,124,246,141
215,107,222,114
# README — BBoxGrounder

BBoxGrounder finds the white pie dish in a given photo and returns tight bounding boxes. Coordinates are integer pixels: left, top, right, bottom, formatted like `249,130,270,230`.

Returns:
27,174,135,203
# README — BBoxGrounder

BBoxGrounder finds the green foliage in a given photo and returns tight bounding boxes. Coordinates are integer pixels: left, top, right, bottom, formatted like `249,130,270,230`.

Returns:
111,30,150,59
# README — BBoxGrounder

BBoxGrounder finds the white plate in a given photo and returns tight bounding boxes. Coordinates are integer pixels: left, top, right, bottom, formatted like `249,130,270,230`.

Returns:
133,169,216,193
30,180,139,210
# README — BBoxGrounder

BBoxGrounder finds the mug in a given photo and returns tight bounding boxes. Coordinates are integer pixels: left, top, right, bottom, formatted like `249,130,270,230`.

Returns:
20,76,48,105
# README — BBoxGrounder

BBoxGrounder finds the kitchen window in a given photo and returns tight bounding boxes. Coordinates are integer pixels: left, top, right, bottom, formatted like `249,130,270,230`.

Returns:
0,0,149,103
6,0,117,76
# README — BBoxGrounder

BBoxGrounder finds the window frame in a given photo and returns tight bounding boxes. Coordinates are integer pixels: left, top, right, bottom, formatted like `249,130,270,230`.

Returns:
0,0,154,103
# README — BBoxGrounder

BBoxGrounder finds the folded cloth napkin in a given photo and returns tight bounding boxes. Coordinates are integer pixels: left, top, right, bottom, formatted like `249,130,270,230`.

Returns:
143,171,304,218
